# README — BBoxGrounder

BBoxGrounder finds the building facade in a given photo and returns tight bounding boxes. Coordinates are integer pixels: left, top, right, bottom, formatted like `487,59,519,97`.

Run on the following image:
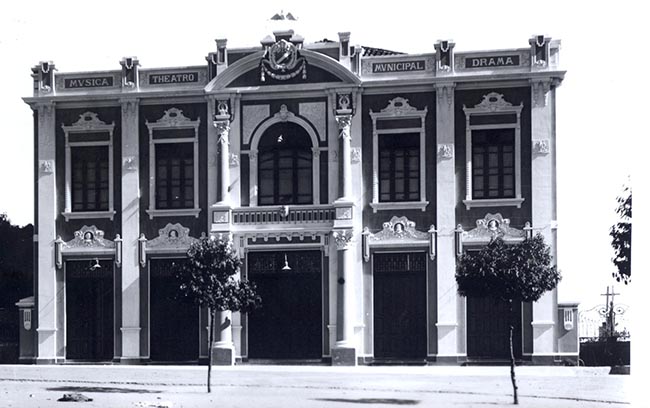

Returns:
23,27,579,365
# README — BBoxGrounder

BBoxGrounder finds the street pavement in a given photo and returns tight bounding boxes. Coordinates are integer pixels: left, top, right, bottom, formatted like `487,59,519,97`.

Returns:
0,364,632,407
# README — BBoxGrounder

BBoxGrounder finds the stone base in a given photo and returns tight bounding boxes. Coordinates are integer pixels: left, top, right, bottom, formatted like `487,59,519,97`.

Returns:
35,357,60,365
433,355,466,365
119,357,144,365
212,346,235,366
331,347,356,366
530,354,557,365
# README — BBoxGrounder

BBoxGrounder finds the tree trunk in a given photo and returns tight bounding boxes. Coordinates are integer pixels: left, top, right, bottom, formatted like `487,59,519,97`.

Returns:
509,300,518,405
207,310,215,393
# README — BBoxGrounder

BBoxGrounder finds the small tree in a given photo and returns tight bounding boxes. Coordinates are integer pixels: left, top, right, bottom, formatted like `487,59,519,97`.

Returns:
173,236,261,393
610,185,631,284
456,234,560,405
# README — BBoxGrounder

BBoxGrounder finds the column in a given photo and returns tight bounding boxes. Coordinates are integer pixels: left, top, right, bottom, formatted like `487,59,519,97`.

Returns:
530,78,558,363
435,82,461,363
119,98,141,362
210,100,236,365
336,114,352,201
331,229,356,365
35,101,58,363
331,102,357,366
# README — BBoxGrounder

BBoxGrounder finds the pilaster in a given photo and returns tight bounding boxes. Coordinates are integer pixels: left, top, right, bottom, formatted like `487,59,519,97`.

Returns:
35,101,59,362
119,98,141,361
530,77,558,360
434,82,462,360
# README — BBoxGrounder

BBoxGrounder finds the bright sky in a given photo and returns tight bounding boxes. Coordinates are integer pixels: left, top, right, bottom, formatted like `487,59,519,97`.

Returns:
0,1,643,317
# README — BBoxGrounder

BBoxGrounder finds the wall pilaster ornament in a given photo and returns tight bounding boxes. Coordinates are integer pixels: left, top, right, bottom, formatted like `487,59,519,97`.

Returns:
208,153,218,167
249,150,258,161
39,160,54,174
531,79,552,108
437,144,454,161
63,225,115,250
533,139,551,155
336,115,352,140
330,150,338,163
436,83,455,108
332,229,354,250
229,153,239,167
335,206,353,220
120,99,138,115
122,156,138,172
350,147,361,163
312,147,321,159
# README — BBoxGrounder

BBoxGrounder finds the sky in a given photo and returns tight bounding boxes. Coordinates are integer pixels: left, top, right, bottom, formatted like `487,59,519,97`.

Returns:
0,0,644,321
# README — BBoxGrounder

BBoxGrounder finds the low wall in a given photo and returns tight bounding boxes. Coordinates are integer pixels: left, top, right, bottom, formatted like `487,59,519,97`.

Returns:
580,340,630,366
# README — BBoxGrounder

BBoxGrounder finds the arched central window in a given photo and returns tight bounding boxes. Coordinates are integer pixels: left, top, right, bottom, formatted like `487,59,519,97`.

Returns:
258,122,313,205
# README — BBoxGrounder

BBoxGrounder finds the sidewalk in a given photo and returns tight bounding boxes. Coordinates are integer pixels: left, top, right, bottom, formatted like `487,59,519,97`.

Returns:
0,364,631,408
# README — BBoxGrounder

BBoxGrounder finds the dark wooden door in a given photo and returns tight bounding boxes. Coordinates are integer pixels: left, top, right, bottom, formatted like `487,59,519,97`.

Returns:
467,296,522,359
149,259,199,362
373,252,427,359
247,251,322,359
66,260,114,360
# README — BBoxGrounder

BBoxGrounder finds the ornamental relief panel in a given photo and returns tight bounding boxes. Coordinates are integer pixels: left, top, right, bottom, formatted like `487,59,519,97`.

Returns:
62,225,115,250
461,213,527,245
365,216,429,244
299,102,326,142
242,104,270,145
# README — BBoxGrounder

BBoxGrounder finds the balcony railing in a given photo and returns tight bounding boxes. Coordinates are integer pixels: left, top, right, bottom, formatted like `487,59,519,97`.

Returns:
232,205,335,226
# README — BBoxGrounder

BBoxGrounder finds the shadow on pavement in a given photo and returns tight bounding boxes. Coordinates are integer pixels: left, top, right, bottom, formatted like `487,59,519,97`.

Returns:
314,398,420,405
46,386,162,394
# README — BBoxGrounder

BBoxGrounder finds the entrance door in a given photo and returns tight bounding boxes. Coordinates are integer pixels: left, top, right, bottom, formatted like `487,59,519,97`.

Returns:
66,260,114,360
149,259,199,362
247,250,322,359
467,296,522,359
373,252,427,360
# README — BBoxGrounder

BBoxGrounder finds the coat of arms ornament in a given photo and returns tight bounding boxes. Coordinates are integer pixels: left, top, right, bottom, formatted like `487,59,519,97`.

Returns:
260,39,307,82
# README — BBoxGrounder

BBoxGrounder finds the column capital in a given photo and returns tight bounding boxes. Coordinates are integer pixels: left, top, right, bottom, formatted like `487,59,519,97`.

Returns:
35,101,56,115
335,114,352,139
435,82,456,108
214,120,230,140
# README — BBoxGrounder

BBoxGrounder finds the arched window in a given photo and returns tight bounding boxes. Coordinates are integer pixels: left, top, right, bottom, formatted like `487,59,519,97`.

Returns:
258,122,313,205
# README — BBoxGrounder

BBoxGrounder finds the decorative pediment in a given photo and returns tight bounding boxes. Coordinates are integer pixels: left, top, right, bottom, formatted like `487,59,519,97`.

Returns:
364,216,431,249
146,108,200,129
382,97,417,115
62,112,115,132
62,225,115,250
462,213,526,245
463,92,523,114
146,223,200,252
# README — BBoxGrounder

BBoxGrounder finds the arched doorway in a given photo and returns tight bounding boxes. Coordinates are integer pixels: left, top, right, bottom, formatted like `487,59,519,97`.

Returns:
257,122,313,205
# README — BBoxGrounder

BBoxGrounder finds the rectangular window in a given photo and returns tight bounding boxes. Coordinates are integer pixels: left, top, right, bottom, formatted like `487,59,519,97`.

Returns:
472,129,515,199
155,143,194,209
379,133,420,202
71,146,109,211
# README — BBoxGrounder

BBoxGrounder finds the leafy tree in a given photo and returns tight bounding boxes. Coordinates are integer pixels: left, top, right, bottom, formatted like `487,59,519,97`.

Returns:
172,236,261,393
610,185,631,284
0,213,33,308
456,234,560,405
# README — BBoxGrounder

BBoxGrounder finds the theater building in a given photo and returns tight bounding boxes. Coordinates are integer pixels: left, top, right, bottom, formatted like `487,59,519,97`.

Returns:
22,25,580,365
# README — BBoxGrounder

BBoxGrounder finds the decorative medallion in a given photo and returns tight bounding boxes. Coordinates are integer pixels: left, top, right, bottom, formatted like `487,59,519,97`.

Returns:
146,223,199,251
260,39,307,81
474,92,513,112
229,153,240,167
